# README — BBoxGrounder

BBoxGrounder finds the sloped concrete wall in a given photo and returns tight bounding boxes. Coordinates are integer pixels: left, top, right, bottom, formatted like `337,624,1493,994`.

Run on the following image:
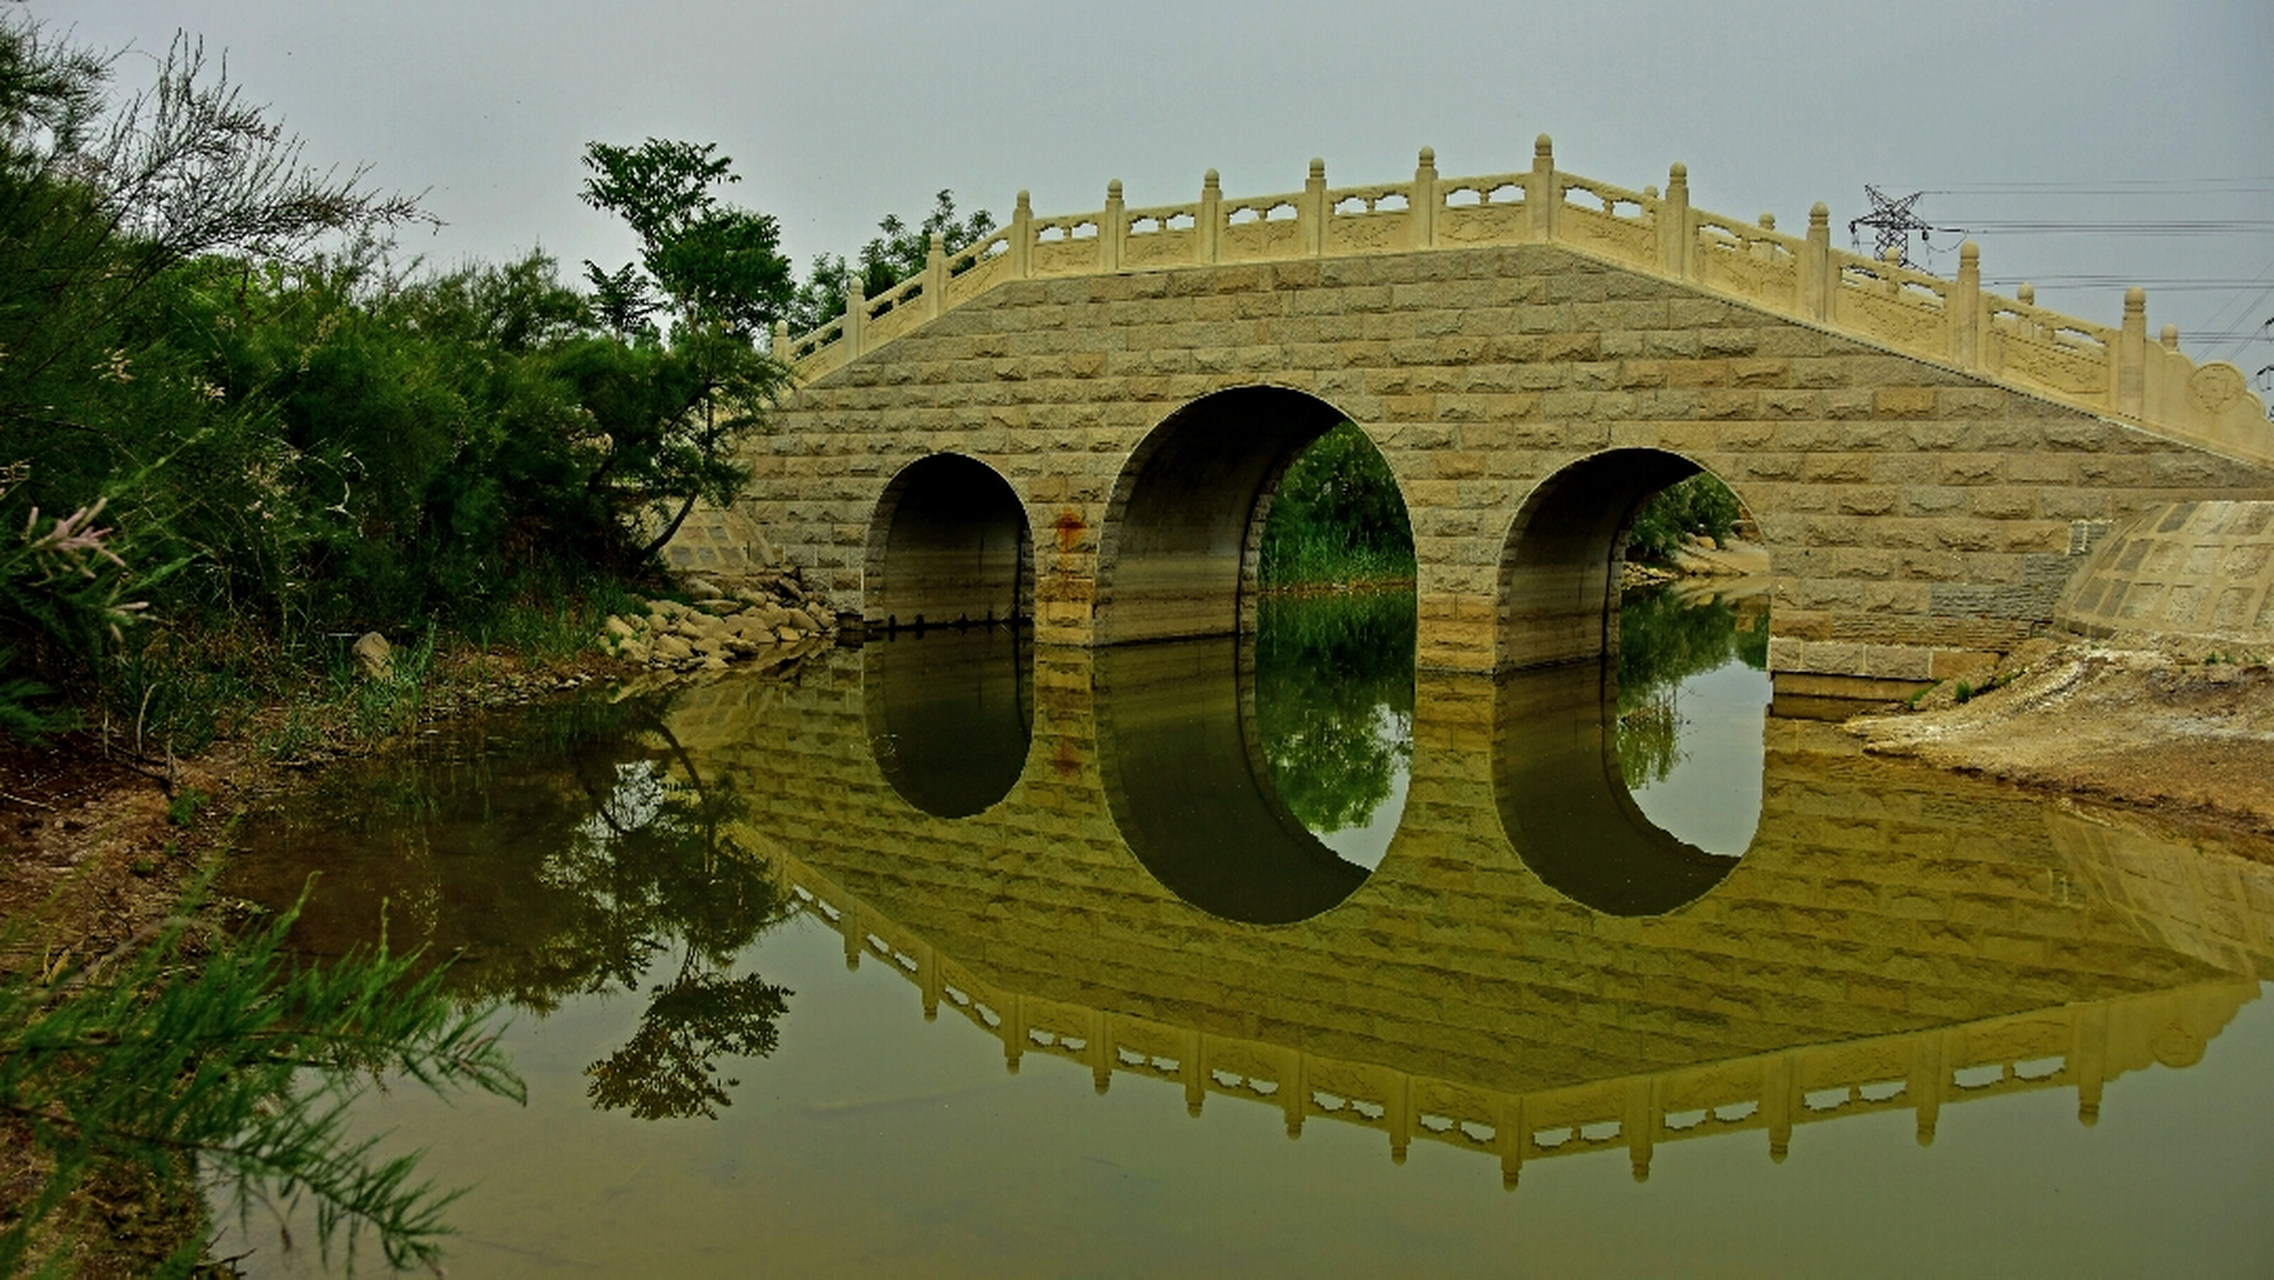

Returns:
2057,500,2274,649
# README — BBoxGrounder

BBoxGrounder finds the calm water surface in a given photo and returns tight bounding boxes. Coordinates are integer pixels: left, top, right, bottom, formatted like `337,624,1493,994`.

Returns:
221,589,2274,1277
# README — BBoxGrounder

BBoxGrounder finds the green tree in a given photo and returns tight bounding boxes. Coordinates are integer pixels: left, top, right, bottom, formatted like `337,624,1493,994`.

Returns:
1625,472,1742,563
1259,422,1416,587
784,189,996,334
576,138,795,555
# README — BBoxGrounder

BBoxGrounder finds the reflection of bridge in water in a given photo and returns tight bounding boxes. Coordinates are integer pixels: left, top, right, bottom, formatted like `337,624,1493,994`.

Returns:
786,851,2251,1185
670,644,2274,1185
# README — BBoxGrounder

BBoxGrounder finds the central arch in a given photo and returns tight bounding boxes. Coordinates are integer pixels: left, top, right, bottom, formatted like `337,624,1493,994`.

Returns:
1498,448,1754,669
1093,385,1361,644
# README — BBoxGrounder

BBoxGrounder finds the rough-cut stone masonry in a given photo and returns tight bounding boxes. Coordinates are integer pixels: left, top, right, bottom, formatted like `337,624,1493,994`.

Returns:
738,244,2274,689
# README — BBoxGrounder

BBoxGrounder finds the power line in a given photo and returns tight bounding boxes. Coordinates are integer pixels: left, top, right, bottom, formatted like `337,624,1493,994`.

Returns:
1936,220,2274,236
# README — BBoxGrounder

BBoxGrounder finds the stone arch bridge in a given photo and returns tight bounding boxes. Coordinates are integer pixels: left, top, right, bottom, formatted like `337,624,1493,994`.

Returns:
670,139,2274,694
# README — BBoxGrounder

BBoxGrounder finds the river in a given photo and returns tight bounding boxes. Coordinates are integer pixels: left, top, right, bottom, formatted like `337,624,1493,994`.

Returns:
218,587,2274,1277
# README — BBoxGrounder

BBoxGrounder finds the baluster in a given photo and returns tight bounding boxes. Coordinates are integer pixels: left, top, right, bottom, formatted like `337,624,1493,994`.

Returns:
1626,1077,1657,1183
1003,994,1025,1075
1198,169,1222,265
2072,1003,2109,1126
1384,1068,1411,1162
1801,202,1831,322
1952,240,1982,369
2117,286,2146,416
1496,1094,1526,1191
1881,246,1904,296
839,902,863,970
1010,190,1033,279
916,939,940,1021
922,232,946,321
1412,146,1438,250
1528,134,1557,242
1910,1029,1946,1146
1302,158,1327,256
1282,1047,1308,1138
1660,162,1691,279
842,273,866,359
1102,180,1125,273
1763,1052,1795,1162
1182,1028,1207,1117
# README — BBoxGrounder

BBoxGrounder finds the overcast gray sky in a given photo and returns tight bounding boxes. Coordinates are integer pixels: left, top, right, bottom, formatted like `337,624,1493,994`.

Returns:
32,1,2274,374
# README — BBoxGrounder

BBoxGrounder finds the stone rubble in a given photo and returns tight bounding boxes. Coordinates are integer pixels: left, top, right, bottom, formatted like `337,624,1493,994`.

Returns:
596,568,844,672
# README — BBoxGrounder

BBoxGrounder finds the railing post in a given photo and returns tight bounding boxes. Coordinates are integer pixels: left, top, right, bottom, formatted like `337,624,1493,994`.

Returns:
1528,134,1557,242
1411,146,1438,250
1496,1094,1526,1191
1801,202,1832,322
2116,286,2147,417
1198,169,1222,265
1302,157,1327,256
1625,1077,1657,1183
1909,1029,1947,1147
921,232,946,320
1951,240,1982,368
2072,1003,2109,1127
1660,162,1691,279
771,318,788,357
842,275,865,359
1010,190,1033,279
1102,180,1125,273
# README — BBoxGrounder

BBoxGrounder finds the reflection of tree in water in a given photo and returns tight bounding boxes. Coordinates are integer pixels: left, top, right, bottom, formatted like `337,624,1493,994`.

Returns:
250,693,794,1121
1613,587,1768,788
1254,590,1416,833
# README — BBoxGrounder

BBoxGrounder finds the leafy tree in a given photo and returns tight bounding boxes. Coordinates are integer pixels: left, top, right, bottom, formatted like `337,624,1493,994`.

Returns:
1255,589,1416,833
1625,472,1742,563
576,138,794,555
784,189,996,334
1259,422,1416,586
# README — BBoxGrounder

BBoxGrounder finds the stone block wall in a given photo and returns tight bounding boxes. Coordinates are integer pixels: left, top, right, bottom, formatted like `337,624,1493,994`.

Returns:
743,244,2274,684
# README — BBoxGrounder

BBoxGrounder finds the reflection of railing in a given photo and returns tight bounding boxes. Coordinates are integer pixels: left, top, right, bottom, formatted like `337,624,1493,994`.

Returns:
774,846,2254,1188
770,139,2269,464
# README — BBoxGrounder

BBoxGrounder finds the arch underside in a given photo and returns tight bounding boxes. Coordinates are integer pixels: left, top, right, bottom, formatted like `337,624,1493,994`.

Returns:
1499,449,1704,671
872,453,1032,629
1098,386,1349,645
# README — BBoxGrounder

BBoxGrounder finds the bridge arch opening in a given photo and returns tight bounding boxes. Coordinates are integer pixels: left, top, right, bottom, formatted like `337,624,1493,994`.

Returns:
1095,386,1399,644
866,452,1033,631
1494,449,1773,914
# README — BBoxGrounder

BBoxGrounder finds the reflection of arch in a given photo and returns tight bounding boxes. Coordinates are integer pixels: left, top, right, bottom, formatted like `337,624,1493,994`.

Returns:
863,627,1034,819
866,453,1032,629
1494,660,1742,916
1094,385,1367,644
1498,449,1756,670
1094,638,1372,924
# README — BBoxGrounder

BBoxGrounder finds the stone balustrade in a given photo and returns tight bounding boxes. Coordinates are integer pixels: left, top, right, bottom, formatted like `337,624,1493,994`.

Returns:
773,138,2270,466
778,843,2256,1186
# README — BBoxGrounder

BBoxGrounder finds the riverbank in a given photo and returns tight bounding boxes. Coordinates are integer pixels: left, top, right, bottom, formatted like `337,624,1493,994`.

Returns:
0,632,681,1275
1848,639,2274,836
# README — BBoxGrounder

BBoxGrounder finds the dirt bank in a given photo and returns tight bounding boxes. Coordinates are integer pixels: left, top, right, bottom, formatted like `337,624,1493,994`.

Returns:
1848,639,2274,835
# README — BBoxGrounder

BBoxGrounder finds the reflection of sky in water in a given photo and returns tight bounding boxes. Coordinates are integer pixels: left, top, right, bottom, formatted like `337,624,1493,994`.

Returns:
1627,659,1771,858
1311,705,1410,870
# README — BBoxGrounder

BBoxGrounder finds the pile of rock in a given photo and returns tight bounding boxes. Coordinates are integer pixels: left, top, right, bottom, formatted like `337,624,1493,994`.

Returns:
598,572,843,671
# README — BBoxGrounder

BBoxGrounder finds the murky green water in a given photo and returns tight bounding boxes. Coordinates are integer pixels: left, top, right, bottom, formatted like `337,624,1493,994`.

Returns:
221,589,2274,1277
